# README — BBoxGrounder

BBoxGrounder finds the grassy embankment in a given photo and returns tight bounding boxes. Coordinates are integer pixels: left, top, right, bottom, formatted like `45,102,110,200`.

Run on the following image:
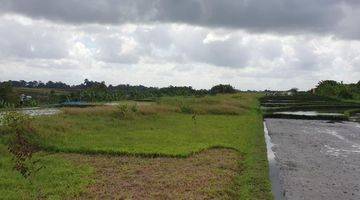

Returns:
1,93,272,199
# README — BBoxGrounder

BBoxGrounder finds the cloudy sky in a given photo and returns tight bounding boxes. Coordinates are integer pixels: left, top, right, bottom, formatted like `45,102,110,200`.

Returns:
0,0,359,90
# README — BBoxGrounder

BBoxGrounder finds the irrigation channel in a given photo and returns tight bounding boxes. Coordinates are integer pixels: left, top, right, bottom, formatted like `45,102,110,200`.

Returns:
262,95,360,200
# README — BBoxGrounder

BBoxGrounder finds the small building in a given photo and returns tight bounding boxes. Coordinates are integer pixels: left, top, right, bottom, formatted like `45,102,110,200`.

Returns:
310,88,316,94
20,94,32,104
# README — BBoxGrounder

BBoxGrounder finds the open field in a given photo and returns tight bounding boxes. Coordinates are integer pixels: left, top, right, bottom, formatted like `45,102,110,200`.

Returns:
66,149,240,199
0,93,272,199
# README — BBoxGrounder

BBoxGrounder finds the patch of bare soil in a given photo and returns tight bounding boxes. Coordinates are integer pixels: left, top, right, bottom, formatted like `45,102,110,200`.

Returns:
64,149,240,200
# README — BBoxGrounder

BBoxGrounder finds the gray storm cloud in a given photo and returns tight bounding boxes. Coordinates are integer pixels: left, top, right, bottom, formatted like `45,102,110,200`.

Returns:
0,0,359,90
0,0,360,38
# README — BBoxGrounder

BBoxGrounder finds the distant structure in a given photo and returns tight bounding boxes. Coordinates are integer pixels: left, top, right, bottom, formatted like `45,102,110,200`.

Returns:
310,88,316,94
286,91,293,96
264,90,297,96
20,94,32,105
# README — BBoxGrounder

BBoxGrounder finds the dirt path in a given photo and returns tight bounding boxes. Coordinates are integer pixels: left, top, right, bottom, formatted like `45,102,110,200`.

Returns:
64,149,240,200
265,119,360,200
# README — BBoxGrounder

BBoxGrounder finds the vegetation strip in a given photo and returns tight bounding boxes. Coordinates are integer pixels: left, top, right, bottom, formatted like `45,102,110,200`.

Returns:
40,145,240,158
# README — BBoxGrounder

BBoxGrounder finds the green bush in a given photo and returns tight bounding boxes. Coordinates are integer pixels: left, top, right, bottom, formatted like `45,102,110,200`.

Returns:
1,112,40,178
131,104,139,113
315,80,359,100
117,104,129,118
210,84,236,94
179,104,193,114
0,82,17,105
116,103,139,119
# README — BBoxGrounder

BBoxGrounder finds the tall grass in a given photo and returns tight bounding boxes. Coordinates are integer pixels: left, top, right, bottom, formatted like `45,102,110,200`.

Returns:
1,93,272,199
0,100,15,109
29,93,272,199
62,94,253,116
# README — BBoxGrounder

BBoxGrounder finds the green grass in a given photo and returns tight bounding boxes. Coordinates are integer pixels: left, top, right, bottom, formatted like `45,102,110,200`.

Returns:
30,93,272,199
37,113,263,157
1,93,272,199
0,139,93,200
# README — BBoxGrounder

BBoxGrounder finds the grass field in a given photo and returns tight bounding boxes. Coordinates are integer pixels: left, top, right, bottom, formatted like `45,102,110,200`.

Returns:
0,138,93,199
0,93,272,199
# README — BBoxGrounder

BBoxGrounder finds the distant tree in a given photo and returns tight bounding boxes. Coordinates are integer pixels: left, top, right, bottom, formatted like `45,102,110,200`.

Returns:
210,84,236,94
289,88,299,94
0,81,17,104
315,80,341,97
315,80,357,99
1,79,245,103
338,88,353,99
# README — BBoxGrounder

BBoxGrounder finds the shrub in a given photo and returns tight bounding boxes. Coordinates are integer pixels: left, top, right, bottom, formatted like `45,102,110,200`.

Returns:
179,104,193,114
210,84,236,94
1,112,40,179
338,89,353,99
116,104,140,119
131,104,139,113
117,104,129,119
314,80,358,100
0,81,17,105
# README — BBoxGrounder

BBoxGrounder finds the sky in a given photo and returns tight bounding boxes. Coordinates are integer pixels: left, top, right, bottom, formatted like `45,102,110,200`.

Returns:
0,0,359,90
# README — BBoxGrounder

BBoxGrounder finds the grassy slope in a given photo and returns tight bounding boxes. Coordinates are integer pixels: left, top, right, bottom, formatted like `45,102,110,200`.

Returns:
32,93,272,199
0,139,93,199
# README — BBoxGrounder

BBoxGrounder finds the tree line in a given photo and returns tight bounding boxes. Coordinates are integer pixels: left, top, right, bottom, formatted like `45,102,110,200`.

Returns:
0,80,236,108
314,80,360,100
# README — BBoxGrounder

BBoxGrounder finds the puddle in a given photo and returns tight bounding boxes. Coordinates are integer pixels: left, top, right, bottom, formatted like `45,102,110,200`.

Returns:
324,145,360,157
274,111,344,116
264,122,283,200
104,102,119,106
349,113,360,122
325,129,345,141
0,108,60,126
105,101,154,106
0,108,60,118
20,108,60,116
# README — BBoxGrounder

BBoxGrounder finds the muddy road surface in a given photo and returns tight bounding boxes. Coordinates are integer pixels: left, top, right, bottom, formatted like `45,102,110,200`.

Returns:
265,119,360,200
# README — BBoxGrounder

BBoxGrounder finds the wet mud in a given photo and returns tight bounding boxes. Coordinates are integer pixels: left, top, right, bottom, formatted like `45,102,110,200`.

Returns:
265,119,360,200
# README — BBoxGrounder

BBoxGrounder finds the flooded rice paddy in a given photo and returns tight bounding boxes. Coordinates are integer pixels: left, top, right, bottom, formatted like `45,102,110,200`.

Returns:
18,108,61,116
0,108,60,124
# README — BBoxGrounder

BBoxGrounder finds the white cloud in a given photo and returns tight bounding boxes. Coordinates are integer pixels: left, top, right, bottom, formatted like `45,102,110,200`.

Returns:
0,14,359,90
